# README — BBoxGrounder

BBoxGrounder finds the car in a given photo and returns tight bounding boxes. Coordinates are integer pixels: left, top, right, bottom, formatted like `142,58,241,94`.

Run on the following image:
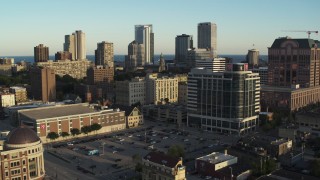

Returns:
112,151,118,154
208,144,214,148
115,158,122,162
150,141,157,144
162,136,168,139
128,135,133,138
183,139,189,142
205,176,212,179
67,142,74,146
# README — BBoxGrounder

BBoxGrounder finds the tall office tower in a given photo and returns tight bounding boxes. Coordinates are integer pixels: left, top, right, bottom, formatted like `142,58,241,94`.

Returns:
268,37,320,88
187,63,260,135
175,34,193,64
135,24,154,64
55,51,72,60
246,49,259,68
125,40,145,71
30,67,56,102
34,44,49,63
198,22,217,58
95,41,114,67
64,30,86,60
195,57,226,72
187,48,212,67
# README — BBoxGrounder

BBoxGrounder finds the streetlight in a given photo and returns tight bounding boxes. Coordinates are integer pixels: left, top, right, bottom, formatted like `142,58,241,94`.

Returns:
229,167,233,179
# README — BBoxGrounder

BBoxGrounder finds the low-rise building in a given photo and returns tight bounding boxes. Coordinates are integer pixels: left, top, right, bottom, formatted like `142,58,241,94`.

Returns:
142,152,186,180
111,105,143,128
296,110,320,136
0,126,45,180
115,77,146,106
18,103,126,143
0,93,15,107
0,64,12,76
142,104,187,126
9,86,27,103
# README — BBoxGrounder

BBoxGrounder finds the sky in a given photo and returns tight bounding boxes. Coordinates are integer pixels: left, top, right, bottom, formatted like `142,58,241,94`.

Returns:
0,0,320,56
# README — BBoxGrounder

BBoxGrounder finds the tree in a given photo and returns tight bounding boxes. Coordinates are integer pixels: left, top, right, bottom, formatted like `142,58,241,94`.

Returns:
167,145,185,158
90,123,102,134
61,132,70,138
311,160,320,177
132,154,141,163
70,128,80,136
47,132,59,141
81,126,92,135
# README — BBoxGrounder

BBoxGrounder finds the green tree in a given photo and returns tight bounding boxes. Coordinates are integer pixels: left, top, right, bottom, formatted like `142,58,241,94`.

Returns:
90,123,102,134
132,154,141,163
61,132,70,138
70,128,80,136
47,132,59,141
81,126,92,135
167,145,185,158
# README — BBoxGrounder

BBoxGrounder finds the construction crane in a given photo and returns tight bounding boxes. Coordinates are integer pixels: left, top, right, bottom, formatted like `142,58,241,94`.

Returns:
282,30,318,39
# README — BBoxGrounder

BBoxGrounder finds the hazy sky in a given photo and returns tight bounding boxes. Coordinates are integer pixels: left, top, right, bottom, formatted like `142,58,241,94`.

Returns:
1,0,319,56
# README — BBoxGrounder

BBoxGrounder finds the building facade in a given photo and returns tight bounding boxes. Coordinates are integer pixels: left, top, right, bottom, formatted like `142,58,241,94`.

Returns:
142,152,186,180
187,64,260,135
247,49,259,68
158,53,166,72
9,87,27,103
198,22,217,58
87,66,114,98
34,44,49,63
187,48,212,67
115,77,146,106
55,51,72,60
95,41,114,67
36,60,92,79
30,67,56,102
64,30,86,60
178,82,187,105
135,25,154,64
195,58,226,72
146,73,179,105
0,126,45,180
175,34,193,64
125,40,145,71
0,93,15,108
18,103,126,143
252,67,268,85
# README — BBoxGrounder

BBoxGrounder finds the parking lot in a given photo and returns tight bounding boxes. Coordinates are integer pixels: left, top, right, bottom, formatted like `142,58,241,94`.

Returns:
44,120,240,179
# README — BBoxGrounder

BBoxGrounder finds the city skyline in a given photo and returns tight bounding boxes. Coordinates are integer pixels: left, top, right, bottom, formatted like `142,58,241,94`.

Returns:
0,0,320,56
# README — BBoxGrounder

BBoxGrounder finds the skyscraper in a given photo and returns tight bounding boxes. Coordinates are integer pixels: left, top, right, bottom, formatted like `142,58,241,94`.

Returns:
64,30,86,60
175,34,193,64
187,63,260,135
198,22,217,58
135,25,154,64
30,67,56,102
246,49,259,68
125,40,145,71
34,44,49,63
158,53,166,72
95,41,114,67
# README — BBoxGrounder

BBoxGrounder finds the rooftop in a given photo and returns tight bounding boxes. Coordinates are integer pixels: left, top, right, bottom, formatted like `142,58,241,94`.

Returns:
270,38,320,49
143,152,181,168
19,103,95,120
196,152,237,164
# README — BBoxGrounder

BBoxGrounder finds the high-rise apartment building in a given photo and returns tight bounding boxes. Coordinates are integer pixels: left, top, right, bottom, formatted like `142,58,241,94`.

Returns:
198,22,217,58
175,34,193,64
115,77,146,106
195,58,226,72
55,51,72,60
187,64,260,135
64,30,86,60
34,44,49,63
247,49,259,68
125,40,145,71
146,73,178,104
30,67,56,102
95,41,114,67
158,53,166,72
135,25,154,64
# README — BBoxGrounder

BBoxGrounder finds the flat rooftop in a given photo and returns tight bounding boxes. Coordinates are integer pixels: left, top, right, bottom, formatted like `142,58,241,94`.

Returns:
19,103,95,120
196,152,236,164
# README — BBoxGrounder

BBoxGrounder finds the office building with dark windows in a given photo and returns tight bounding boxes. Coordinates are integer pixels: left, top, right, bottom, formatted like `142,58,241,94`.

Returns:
187,63,260,135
